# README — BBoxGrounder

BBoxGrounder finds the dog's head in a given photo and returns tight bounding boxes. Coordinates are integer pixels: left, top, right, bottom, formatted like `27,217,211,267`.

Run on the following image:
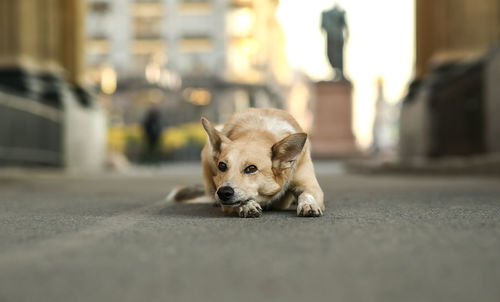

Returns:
201,117,307,206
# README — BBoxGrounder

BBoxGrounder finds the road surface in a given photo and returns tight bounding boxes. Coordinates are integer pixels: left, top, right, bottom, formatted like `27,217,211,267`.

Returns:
1,163,499,302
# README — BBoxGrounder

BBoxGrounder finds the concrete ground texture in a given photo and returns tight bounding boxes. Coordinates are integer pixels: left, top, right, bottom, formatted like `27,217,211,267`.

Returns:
0,162,499,302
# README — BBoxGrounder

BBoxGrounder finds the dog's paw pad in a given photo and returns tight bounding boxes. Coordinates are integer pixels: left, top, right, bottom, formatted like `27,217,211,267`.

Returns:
238,201,263,218
297,203,323,217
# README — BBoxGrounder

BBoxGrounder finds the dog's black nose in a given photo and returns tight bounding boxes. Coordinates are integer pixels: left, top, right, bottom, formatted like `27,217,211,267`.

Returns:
217,186,234,201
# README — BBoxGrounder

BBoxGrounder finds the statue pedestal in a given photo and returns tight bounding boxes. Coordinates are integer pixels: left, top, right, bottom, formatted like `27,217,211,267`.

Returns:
311,81,358,158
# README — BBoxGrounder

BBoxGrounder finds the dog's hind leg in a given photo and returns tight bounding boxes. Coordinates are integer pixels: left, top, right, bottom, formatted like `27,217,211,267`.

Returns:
166,185,210,203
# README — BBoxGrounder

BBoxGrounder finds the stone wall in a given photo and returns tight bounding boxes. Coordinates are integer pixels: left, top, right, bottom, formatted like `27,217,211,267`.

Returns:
416,0,500,77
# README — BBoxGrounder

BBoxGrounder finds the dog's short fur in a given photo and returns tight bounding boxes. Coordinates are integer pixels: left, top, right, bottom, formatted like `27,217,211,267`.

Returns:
171,108,324,218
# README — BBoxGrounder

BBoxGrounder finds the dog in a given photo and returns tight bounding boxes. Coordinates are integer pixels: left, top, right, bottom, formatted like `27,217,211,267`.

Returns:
168,108,324,218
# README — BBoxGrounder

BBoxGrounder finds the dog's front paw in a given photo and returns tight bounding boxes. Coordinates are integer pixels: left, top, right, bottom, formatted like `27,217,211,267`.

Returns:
238,200,263,218
297,193,323,217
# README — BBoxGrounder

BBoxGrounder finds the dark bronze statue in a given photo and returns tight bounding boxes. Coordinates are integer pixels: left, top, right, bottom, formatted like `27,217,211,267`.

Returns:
321,3,349,81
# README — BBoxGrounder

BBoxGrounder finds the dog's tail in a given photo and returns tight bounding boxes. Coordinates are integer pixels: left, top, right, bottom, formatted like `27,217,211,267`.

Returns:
166,184,208,203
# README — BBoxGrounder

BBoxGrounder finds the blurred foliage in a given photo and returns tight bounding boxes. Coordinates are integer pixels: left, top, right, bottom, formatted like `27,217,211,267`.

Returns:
108,122,206,161
161,122,206,150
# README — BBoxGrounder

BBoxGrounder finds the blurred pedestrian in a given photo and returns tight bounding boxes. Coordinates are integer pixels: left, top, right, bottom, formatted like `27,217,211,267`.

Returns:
142,106,163,157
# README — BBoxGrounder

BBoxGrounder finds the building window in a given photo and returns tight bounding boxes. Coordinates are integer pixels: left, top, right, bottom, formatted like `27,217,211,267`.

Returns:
87,1,111,39
131,2,164,18
131,40,166,54
134,17,163,39
179,36,213,53
88,1,110,13
230,0,253,8
179,0,213,15
87,40,111,55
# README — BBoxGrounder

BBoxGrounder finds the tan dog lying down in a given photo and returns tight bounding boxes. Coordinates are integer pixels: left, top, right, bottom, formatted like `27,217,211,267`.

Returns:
168,108,324,218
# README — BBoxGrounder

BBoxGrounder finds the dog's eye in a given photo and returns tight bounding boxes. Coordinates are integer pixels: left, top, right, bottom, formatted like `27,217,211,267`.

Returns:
244,165,258,174
218,162,227,172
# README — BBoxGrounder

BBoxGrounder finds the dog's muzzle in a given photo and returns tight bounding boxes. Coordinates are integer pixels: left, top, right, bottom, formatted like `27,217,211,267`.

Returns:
217,186,238,205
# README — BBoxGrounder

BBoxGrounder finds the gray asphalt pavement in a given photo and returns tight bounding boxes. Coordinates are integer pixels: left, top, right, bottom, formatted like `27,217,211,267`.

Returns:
1,163,499,302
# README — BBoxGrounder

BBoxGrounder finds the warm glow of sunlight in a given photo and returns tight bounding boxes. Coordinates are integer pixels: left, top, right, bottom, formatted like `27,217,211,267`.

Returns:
277,0,415,148
101,66,117,95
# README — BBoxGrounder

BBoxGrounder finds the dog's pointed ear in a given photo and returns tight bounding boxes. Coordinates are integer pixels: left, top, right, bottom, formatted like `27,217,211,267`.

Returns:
201,117,229,156
271,133,307,167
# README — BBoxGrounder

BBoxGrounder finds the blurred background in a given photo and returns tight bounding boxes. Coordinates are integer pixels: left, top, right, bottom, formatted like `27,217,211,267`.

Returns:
0,0,499,172
2,2,500,301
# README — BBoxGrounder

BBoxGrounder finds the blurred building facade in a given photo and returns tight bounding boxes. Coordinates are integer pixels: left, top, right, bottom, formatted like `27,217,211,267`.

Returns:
415,0,500,77
86,0,291,127
400,0,500,159
0,0,106,170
